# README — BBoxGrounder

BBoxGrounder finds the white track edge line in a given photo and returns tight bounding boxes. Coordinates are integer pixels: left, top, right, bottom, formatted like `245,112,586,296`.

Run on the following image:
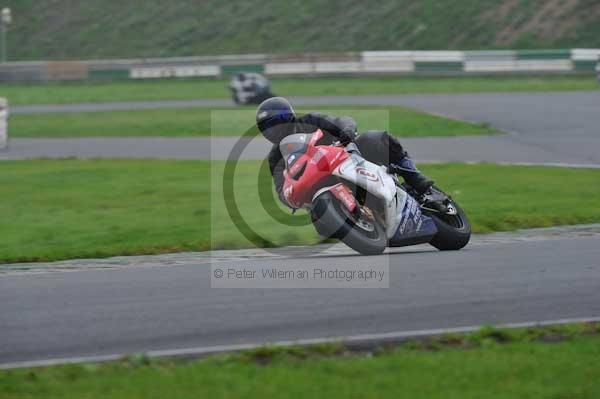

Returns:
419,160,600,169
2,316,600,370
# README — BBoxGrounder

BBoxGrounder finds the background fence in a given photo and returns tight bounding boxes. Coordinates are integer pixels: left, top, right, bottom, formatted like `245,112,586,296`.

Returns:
0,49,598,82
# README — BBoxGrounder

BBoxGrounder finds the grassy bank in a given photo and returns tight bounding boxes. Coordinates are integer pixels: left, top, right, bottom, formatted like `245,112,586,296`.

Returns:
1,160,599,264
6,0,600,60
1,323,599,398
10,106,495,138
1,76,597,105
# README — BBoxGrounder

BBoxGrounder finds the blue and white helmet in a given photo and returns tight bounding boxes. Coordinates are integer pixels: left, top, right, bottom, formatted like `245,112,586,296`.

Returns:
256,97,296,144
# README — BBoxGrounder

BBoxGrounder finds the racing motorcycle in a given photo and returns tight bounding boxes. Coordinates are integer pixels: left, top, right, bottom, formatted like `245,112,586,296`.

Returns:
229,72,275,105
280,129,471,255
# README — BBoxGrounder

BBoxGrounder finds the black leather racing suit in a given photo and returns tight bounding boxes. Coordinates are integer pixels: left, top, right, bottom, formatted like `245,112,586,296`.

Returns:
267,112,407,207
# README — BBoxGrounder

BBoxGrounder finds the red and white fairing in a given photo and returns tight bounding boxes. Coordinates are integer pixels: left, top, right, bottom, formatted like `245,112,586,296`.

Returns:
331,155,406,238
279,129,406,239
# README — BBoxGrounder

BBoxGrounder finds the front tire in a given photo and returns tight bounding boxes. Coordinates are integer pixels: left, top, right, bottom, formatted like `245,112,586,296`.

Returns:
427,199,471,251
312,192,387,255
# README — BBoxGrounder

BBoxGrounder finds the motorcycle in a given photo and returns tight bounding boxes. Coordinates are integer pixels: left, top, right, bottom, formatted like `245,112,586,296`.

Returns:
280,129,471,255
229,72,275,105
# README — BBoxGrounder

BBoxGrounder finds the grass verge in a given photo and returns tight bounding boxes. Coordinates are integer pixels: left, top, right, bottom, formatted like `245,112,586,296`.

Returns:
9,106,495,138
1,160,600,264
1,75,597,105
1,323,599,398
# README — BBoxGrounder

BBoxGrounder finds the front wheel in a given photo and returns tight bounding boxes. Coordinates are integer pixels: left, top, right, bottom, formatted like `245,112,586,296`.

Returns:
424,188,471,251
311,192,387,256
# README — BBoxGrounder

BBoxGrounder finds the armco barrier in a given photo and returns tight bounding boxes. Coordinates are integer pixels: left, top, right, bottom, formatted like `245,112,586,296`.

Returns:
44,61,88,80
361,51,414,73
129,65,220,79
0,49,598,82
0,61,44,81
412,50,465,72
314,61,362,73
463,50,516,61
516,49,571,60
464,59,573,73
572,48,600,72
264,62,314,75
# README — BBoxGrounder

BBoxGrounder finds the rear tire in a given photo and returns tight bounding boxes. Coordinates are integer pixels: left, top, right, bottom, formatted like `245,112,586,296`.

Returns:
312,192,387,256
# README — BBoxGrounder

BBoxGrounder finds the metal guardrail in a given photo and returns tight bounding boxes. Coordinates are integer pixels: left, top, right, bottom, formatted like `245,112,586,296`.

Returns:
0,49,598,82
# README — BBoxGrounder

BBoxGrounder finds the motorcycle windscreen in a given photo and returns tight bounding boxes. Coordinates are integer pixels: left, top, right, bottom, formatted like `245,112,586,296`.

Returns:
279,133,309,168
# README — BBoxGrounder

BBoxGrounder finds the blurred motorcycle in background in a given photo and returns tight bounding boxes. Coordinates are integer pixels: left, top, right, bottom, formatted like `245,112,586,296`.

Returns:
229,72,275,105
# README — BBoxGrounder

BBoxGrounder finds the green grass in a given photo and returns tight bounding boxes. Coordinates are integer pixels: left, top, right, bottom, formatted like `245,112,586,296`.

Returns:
1,76,597,106
5,0,600,60
1,79,229,105
9,106,495,138
1,160,600,264
1,324,599,399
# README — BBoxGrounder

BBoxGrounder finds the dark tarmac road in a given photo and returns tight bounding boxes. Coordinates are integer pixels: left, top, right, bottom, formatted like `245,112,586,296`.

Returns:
1,227,600,366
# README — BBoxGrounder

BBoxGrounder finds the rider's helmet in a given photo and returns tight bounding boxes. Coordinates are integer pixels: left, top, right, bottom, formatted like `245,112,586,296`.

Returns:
256,97,296,144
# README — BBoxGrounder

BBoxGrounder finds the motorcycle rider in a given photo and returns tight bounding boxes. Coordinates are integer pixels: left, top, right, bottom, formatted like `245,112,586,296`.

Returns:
256,96,435,207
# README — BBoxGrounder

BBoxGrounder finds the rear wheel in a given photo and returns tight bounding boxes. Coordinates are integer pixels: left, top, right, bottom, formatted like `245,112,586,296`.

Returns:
312,192,387,255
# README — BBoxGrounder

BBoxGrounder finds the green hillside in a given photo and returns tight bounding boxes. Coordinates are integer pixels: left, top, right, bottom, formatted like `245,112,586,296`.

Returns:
4,0,600,61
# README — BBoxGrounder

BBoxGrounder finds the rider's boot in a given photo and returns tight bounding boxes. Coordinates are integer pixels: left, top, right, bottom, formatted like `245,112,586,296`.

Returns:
388,156,434,195
389,157,450,213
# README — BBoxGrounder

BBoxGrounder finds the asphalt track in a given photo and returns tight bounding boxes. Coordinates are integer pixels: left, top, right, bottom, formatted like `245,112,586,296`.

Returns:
1,91,600,367
1,225,600,366
3,91,600,165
